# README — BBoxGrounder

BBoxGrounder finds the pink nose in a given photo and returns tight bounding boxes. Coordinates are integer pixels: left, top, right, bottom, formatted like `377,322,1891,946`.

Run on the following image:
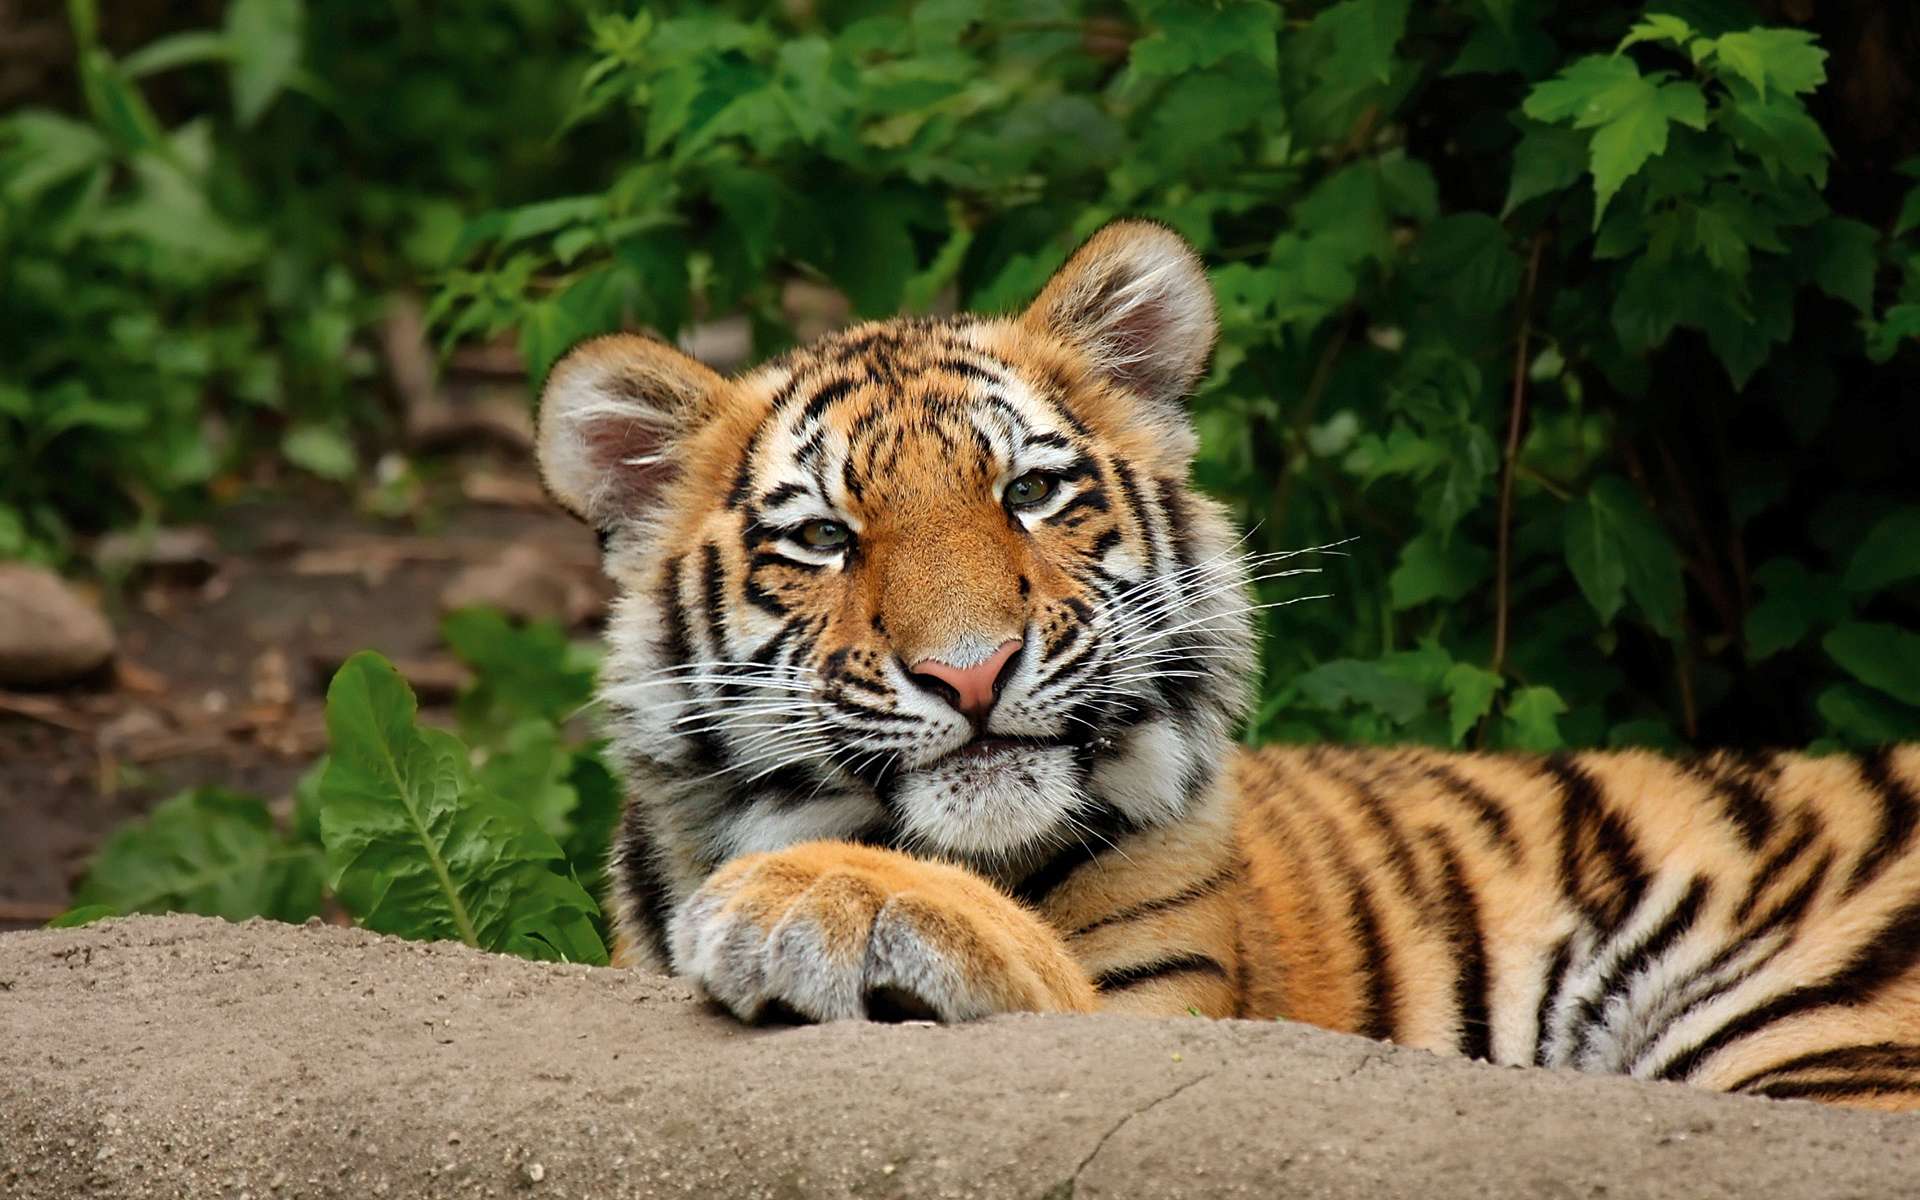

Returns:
908,639,1022,722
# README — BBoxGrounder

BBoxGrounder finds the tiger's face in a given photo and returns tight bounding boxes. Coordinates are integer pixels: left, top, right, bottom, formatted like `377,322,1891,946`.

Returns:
538,221,1260,895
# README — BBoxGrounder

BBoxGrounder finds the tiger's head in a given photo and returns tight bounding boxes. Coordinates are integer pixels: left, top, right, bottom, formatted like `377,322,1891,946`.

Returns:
537,220,1272,953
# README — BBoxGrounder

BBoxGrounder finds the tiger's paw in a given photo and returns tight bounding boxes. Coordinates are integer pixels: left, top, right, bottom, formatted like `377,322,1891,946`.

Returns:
667,841,1097,1023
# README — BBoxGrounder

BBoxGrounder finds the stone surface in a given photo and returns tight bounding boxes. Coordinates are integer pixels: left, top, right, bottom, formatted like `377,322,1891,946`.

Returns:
1,915,1914,1200
0,563,114,686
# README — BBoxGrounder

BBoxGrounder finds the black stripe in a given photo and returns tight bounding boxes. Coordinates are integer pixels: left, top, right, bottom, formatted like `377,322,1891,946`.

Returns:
1422,763,1522,863
1426,829,1492,1061
797,377,855,424
1310,748,1427,906
1653,894,1920,1082
615,805,675,963
699,542,727,654
1336,856,1397,1044
1733,811,1821,923
1545,753,1649,929
1050,486,1109,523
1534,937,1573,1066
1008,804,1138,907
757,481,807,510
1687,751,1777,851
726,422,766,507
1846,746,1918,896
1752,1074,1920,1102
1156,478,1195,567
1568,875,1711,1059
1109,458,1158,568
1620,850,1835,1076
1725,1042,1920,1094
1093,953,1227,993
930,356,1001,384
1068,860,1239,939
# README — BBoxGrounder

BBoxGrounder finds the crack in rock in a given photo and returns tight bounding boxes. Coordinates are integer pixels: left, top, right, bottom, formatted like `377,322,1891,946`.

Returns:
1064,1072,1215,1197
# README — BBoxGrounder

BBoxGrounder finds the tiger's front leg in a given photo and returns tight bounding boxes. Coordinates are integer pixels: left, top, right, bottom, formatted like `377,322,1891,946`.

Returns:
669,841,1099,1022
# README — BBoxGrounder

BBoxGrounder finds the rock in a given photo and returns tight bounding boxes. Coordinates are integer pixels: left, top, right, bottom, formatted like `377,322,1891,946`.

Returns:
92,526,221,584
438,543,604,627
1,915,1915,1200
0,564,115,686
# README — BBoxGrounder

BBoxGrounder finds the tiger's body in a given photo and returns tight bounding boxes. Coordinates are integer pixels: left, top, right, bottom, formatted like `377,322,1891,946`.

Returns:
535,220,1920,1110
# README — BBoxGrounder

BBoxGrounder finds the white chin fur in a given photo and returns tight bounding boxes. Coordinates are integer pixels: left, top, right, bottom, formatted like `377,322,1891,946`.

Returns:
892,746,1082,858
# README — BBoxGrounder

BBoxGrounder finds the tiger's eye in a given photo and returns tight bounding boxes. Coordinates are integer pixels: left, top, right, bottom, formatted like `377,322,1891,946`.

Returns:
798,519,851,550
1006,473,1057,508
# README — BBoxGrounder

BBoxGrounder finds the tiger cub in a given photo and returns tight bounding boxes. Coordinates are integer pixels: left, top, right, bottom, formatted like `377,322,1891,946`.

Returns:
536,219,1920,1110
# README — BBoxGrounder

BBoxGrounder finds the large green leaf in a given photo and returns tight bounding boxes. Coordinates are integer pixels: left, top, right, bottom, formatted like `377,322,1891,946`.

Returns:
1523,55,1707,223
318,652,607,964
1843,508,1920,595
226,0,305,125
1564,476,1684,635
71,788,323,923
1823,623,1920,708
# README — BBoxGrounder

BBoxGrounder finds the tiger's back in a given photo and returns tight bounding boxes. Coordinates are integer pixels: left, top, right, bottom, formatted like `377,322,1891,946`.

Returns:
534,217,1920,1111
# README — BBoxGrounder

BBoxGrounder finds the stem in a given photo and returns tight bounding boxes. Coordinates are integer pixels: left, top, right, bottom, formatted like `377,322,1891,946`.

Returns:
1270,314,1355,537
1490,233,1549,682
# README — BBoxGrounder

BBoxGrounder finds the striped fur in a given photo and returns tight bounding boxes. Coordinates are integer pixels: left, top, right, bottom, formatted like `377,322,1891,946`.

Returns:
537,220,1920,1111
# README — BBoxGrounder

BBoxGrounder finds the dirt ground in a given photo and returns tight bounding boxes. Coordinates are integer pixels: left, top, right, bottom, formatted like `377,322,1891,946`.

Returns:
2,914,1915,1200
0,473,599,932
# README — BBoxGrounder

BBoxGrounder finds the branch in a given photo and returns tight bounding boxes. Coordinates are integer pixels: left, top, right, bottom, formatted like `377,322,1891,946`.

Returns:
1490,233,1549,682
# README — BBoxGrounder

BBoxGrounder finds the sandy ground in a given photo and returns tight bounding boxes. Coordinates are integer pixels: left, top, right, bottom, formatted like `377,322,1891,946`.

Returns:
1,916,1915,1199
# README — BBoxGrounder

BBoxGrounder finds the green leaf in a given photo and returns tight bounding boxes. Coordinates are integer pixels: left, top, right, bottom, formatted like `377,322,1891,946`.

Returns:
1797,217,1878,316
1815,684,1920,746
1308,0,1412,84
76,49,167,153
281,425,357,480
225,0,304,126
1565,475,1684,635
1502,686,1568,752
442,608,597,738
476,720,579,841
71,788,324,923
318,652,607,963
1844,508,1920,594
1503,120,1589,214
1709,28,1827,99
1617,15,1694,53
1719,90,1831,186
1291,659,1429,724
1131,1,1279,77
1389,530,1492,609
1443,663,1503,745
1895,185,1920,239
1869,305,1920,365
48,904,120,929
1745,558,1848,660
122,31,234,80
1523,55,1707,223
1824,623,1920,707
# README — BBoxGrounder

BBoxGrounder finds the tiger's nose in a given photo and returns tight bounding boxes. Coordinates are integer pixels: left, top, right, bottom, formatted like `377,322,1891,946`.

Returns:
907,639,1022,723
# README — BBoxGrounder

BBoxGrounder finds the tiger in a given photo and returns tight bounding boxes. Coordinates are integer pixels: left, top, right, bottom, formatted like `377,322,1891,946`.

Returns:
534,219,1920,1111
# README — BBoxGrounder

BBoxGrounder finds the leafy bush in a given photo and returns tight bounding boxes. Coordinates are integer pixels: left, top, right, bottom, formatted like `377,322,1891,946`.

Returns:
65,616,615,965
0,0,610,562
439,0,1920,755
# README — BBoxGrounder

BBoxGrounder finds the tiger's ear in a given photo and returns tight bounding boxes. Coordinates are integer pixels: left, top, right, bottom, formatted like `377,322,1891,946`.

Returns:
1020,219,1217,408
536,333,725,529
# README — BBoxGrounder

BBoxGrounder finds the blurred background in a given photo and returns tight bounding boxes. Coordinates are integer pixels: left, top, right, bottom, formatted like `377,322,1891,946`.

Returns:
3,1,1918,931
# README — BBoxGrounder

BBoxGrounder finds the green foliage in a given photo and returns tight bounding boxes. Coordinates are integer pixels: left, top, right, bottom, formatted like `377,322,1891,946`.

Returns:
71,788,324,922
62,615,615,965
320,653,605,964
437,0,1920,754
1,0,610,562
